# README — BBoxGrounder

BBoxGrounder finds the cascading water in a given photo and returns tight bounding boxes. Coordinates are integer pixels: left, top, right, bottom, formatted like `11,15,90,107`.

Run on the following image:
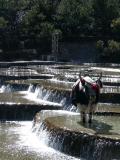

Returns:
0,121,80,160
26,84,72,110
27,64,120,160
28,84,36,93
34,111,120,160
0,62,120,160
0,84,13,93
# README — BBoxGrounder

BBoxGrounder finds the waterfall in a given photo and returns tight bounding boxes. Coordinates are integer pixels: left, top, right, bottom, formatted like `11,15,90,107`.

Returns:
0,84,12,93
28,84,36,93
34,110,120,160
27,85,72,110
0,62,119,160
32,121,50,146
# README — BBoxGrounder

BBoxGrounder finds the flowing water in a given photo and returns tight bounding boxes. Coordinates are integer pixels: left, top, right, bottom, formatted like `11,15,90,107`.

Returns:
0,61,120,160
0,121,80,160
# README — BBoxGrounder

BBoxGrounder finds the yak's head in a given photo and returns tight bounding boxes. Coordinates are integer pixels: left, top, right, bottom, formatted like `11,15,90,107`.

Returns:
96,72,103,89
79,72,103,87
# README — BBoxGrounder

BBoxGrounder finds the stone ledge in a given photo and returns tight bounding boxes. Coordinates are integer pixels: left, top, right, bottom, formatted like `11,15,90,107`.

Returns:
42,115,120,160
0,104,61,121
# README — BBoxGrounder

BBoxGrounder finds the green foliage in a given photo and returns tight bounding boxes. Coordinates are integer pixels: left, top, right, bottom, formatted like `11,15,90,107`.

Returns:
1,0,120,38
96,39,120,59
0,0,31,10
93,0,120,35
107,40,120,55
57,0,93,35
39,22,54,38
21,1,57,40
0,17,8,28
96,40,104,52
111,18,120,35
101,40,120,57
1,0,120,60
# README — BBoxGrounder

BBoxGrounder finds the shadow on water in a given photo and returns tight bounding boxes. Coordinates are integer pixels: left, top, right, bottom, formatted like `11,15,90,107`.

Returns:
78,119,119,135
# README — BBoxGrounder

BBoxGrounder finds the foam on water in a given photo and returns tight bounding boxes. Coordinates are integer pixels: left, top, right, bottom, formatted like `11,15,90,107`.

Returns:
91,67,120,73
0,84,12,93
11,121,81,160
23,90,62,107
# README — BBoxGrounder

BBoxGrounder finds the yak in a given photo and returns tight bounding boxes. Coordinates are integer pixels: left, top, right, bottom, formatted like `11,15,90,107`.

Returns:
71,73,102,123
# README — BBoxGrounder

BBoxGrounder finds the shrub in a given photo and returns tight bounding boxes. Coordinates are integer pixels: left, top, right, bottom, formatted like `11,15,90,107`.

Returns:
96,40,104,52
108,40,120,54
104,40,120,57
0,17,8,28
96,40,120,59
111,18,120,35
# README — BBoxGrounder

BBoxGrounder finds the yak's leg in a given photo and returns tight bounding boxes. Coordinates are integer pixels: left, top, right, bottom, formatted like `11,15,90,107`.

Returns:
88,112,92,123
77,104,86,123
88,102,96,124
81,111,86,123
88,102,93,124
80,105,86,123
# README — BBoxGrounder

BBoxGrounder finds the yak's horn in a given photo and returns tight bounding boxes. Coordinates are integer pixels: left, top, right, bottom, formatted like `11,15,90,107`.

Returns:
98,72,102,80
79,72,82,78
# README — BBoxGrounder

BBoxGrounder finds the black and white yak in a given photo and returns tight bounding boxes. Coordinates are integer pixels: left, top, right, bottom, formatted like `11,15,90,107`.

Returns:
71,73,103,123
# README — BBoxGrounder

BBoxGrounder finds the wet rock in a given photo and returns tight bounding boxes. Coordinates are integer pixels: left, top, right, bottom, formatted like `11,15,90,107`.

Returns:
42,115,120,160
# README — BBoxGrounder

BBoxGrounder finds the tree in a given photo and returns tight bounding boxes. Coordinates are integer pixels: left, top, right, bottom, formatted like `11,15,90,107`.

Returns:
93,0,120,36
57,0,93,36
111,18,120,36
22,0,56,38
